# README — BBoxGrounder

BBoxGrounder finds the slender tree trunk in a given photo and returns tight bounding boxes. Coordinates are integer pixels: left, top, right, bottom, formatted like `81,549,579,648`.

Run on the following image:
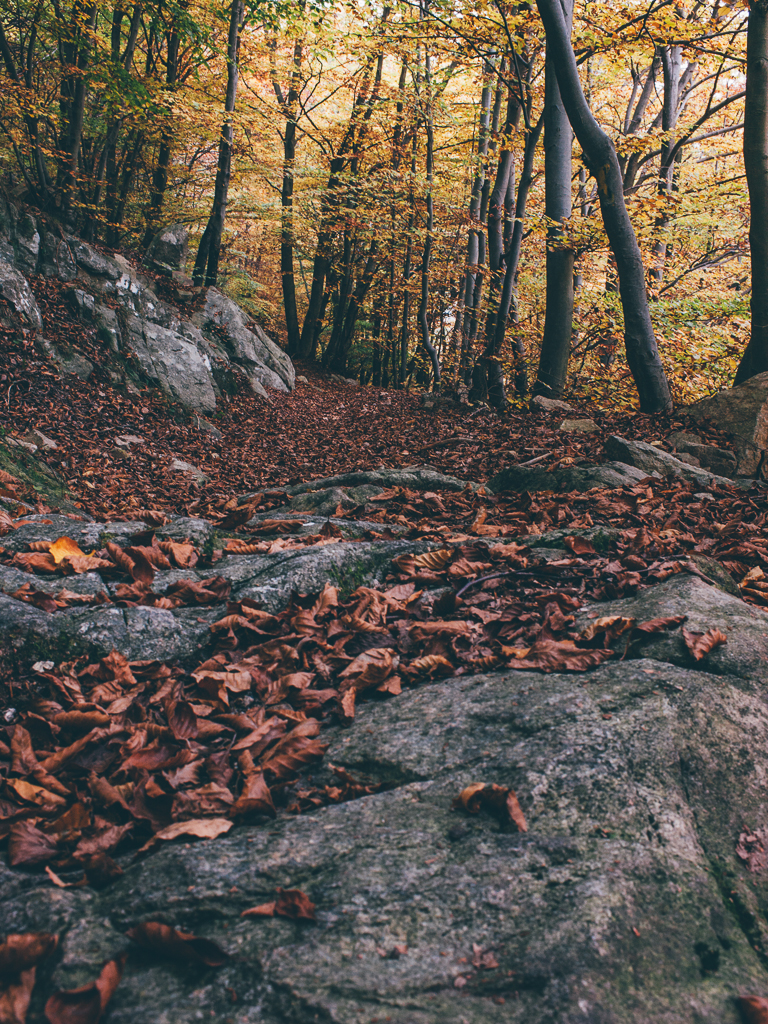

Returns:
650,45,682,285
193,0,244,286
273,37,303,355
59,0,98,226
736,0,768,385
534,0,575,399
142,22,180,247
535,0,672,413
417,31,441,386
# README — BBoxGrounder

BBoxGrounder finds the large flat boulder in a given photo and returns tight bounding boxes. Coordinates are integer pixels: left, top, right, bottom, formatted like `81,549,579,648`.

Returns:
687,372,768,477
488,460,649,493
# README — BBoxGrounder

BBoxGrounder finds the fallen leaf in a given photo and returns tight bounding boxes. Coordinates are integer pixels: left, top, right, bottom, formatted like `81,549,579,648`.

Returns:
44,955,125,1024
153,818,233,842
737,996,768,1024
682,627,727,661
0,969,36,1024
126,922,228,966
7,822,59,867
48,537,89,564
241,888,316,920
0,933,58,974
453,783,527,832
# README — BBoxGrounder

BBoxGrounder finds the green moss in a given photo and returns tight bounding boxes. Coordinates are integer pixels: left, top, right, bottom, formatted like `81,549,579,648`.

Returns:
0,440,81,513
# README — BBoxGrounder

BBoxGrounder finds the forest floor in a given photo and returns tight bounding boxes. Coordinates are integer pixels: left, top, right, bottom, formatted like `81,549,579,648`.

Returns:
0,271,741,522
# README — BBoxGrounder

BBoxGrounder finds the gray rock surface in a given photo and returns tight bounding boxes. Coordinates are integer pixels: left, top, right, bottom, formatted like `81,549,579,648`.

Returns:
0,257,43,332
125,317,217,412
489,460,650,493
0,198,295,412
5,572,768,1022
192,287,295,394
559,416,599,434
687,372,768,477
604,435,740,487
145,223,189,274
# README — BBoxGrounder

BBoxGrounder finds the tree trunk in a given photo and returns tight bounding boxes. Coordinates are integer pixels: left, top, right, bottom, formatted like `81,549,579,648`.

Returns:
417,34,441,386
142,23,180,247
736,0,768,385
193,0,244,287
650,45,682,285
273,38,303,356
534,0,575,399
535,0,672,413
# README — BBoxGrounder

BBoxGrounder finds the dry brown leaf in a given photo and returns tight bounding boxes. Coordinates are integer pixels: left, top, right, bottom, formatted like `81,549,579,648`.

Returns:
44,955,125,1024
48,536,89,564
0,933,58,974
737,997,768,1024
682,627,727,662
0,969,36,1024
126,922,228,966
153,818,233,842
453,783,527,832
241,888,315,921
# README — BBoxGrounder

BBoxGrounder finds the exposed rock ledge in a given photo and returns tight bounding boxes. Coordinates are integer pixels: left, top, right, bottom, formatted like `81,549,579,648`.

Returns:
2,483,768,1022
0,199,294,411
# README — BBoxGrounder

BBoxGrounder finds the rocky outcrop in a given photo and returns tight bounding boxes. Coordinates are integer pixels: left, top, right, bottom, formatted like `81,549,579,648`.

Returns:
686,372,768,477
3,506,768,1021
0,197,294,411
145,223,189,275
604,435,742,488
488,460,650,493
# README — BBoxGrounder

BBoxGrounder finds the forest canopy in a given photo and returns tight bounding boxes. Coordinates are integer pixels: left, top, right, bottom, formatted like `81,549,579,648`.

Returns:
0,0,752,409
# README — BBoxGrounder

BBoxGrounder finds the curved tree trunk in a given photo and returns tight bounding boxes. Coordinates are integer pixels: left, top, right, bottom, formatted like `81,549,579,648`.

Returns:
535,0,672,413
735,0,768,385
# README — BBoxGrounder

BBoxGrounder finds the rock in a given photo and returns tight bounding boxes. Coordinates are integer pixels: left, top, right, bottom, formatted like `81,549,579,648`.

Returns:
125,317,217,412
192,288,295,394
7,438,37,454
604,435,739,486
23,429,57,450
488,460,650,493
115,434,143,447
68,288,95,319
170,269,194,289
38,338,94,380
296,374,310,384
146,223,189,274
168,458,209,485
687,372,768,476
675,451,701,467
12,211,40,275
93,303,121,352
7,576,768,1021
558,416,599,434
218,538,428,612
40,231,76,281
668,430,702,449
531,394,574,412
0,258,43,332
677,442,737,478
70,239,121,279
195,416,222,439
282,466,481,497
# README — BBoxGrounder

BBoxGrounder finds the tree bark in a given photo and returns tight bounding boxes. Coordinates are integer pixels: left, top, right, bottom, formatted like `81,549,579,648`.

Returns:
534,0,575,399
535,0,672,413
736,0,768,384
272,37,303,356
142,21,180,247
193,0,244,286
650,45,682,285
417,30,441,387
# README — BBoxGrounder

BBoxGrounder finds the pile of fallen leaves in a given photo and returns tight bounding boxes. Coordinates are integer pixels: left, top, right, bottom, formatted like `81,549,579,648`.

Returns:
0,892,316,1024
1,505,731,885
340,477,768,606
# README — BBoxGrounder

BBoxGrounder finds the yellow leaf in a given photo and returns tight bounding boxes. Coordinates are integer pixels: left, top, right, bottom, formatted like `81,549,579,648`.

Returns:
48,536,89,564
